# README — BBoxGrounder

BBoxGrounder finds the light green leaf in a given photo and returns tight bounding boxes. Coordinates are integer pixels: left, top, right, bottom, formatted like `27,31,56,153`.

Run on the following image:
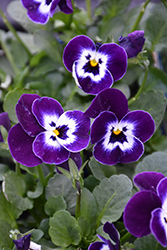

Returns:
0,191,22,227
144,3,167,52
49,210,81,248
44,196,67,216
3,171,33,211
77,216,91,237
89,157,116,181
93,174,132,225
27,181,43,199
45,174,77,213
135,152,167,177
129,90,166,130
134,234,167,250
0,220,14,250
0,164,9,181
80,187,97,228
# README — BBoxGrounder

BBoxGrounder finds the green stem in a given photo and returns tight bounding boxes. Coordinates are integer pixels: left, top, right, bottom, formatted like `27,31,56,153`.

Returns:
15,162,21,176
130,0,150,32
37,165,46,188
1,39,20,75
86,0,92,20
0,9,32,58
128,65,148,106
120,231,132,245
75,180,81,218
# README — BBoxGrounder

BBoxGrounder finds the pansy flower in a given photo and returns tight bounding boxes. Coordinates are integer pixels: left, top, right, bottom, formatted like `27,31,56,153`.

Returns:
8,94,90,167
88,222,119,250
87,88,155,165
118,30,145,58
123,171,167,247
0,112,11,142
63,35,127,95
13,233,41,250
21,0,73,24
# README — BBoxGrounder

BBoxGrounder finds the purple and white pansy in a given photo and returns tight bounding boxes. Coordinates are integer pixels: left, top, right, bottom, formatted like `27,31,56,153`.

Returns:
21,0,73,24
124,171,167,247
8,94,90,167
13,233,41,250
88,222,120,250
63,35,127,95
84,88,155,165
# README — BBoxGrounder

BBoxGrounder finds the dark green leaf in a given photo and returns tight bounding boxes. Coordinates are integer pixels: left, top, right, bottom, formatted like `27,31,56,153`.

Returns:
134,234,167,250
0,220,14,250
44,196,67,216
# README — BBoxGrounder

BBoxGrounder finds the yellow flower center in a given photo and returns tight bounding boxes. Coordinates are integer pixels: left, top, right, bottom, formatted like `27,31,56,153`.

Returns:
90,59,98,67
113,129,121,135
53,129,59,136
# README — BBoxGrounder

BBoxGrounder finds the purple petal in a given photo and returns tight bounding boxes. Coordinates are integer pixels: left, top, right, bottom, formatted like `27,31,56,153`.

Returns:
93,135,144,165
58,0,73,14
33,131,70,164
73,61,114,94
50,0,59,16
63,35,96,72
57,152,82,173
56,110,90,152
118,30,145,58
32,97,64,129
151,208,167,247
91,111,118,144
8,124,42,167
0,112,11,142
16,93,43,137
123,190,162,237
121,110,155,143
88,242,107,250
84,88,128,120
13,234,31,250
21,0,50,24
156,177,167,206
103,222,119,246
98,43,127,82
134,172,165,192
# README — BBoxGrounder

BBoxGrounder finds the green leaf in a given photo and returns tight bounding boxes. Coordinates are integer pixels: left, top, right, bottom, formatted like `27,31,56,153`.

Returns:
0,164,9,181
27,181,43,199
135,152,167,177
3,171,33,211
129,90,166,130
0,220,14,250
33,30,62,64
49,210,81,248
93,174,132,225
3,88,37,123
44,196,67,216
45,174,77,213
144,3,167,52
7,1,42,33
89,157,116,181
77,216,91,237
0,191,22,227
134,234,167,250
80,188,97,228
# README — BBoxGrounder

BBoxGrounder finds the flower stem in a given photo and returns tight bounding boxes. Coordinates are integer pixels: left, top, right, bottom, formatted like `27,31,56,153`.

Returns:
75,180,81,218
120,231,132,245
37,165,46,188
86,0,92,20
130,0,150,32
128,65,148,106
0,9,32,58
15,162,21,176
